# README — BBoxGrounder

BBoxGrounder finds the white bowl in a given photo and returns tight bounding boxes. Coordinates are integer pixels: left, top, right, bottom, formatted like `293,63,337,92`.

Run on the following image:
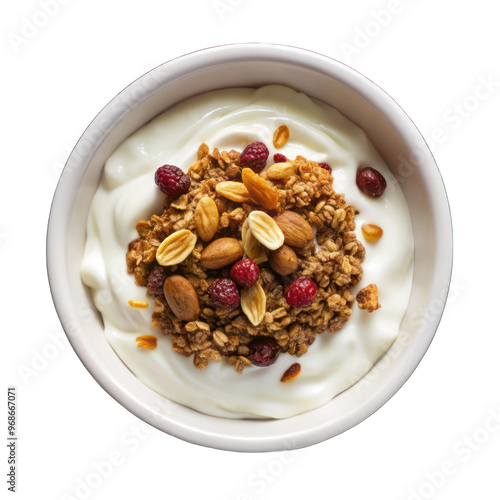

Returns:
47,43,452,452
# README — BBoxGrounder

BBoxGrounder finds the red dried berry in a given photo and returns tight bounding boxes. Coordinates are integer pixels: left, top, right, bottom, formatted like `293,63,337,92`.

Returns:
154,165,191,196
318,162,332,175
240,142,269,173
147,266,169,295
285,278,318,307
209,278,240,309
230,258,259,288
356,166,387,198
273,153,287,163
248,337,280,367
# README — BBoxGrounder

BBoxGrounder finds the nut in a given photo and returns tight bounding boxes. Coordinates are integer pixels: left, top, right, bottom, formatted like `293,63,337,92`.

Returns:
361,223,383,242
163,275,200,321
248,211,285,251
200,237,243,269
273,211,314,248
241,218,268,264
273,124,290,149
128,300,149,309
268,245,299,275
266,162,296,180
156,229,197,266
240,282,266,326
216,181,251,203
241,168,280,211
281,363,301,383
356,284,381,313
194,197,219,242
136,335,157,350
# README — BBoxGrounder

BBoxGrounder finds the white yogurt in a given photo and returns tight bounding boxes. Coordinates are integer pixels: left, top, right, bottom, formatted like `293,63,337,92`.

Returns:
80,85,414,419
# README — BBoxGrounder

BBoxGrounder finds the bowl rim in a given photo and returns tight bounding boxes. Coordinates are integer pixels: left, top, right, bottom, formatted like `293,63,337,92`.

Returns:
47,43,453,452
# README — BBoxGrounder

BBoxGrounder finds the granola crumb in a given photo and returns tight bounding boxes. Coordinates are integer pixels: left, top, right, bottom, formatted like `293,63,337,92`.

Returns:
356,284,381,313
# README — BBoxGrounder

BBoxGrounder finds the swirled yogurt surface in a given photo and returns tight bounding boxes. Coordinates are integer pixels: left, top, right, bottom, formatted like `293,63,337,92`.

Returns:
80,85,414,419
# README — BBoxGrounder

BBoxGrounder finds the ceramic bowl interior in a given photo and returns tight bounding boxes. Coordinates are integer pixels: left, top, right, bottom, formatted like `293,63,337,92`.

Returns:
47,44,452,452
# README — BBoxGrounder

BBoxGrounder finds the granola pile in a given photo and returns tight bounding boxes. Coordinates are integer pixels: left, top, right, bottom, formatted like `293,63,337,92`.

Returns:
126,136,371,374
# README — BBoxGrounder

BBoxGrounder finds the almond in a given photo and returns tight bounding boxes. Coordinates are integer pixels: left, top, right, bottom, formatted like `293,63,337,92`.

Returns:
163,275,200,321
240,282,266,326
273,211,314,248
268,245,299,276
156,229,197,266
248,211,285,251
241,168,280,211
200,237,243,269
241,218,268,264
216,181,252,203
266,162,296,180
194,197,219,242
361,223,383,242
281,363,301,383
273,124,290,149
136,335,157,350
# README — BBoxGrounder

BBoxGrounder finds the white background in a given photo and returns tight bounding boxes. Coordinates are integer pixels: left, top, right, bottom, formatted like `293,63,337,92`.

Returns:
2,0,500,499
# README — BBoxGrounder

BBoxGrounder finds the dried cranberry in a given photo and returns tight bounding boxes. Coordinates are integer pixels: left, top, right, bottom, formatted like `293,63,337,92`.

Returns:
240,142,269,173
208,278,240,309
356,166,387,198
273,153,287,163
230,258,259,288
248,337,280,367
285,278,317,307
147,266,168,295
154,165,191,196
318,162,332,175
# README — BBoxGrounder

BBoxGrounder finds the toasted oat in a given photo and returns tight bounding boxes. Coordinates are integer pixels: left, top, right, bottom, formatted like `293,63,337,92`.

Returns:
356,284,381,312
136,335,157,349
128,300,149,309
281,363,301,382
273,124,290,149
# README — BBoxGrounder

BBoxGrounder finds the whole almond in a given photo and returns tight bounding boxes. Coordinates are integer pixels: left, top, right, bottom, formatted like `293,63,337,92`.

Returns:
241,282,266,326
266,162,296,180
273,124,290,149
361,223,383,242
241,218,268,264
216,181,251,203
273,211,314,248
194,197,219,242
248,211,285,251
156,229,197,266
268,245,299,276
200,238,243,269
241,168,280,211
163,275,200,321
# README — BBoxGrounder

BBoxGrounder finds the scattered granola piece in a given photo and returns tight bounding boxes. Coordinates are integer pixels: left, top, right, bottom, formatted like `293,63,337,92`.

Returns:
361,223,383,242
281,363,301,383
273,124,290,149
128,300,149,309
136,335,157,349
356,284,381,312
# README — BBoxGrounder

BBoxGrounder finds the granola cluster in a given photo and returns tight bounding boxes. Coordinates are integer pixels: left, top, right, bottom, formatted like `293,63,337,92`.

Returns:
126,145,365,373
